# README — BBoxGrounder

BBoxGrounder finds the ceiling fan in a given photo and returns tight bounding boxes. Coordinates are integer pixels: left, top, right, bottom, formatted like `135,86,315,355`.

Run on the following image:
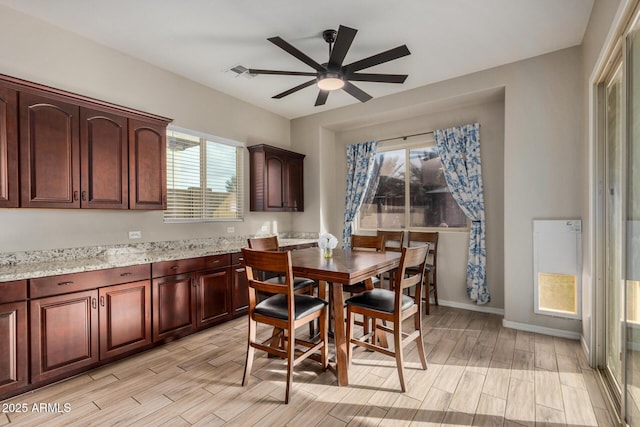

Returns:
249,25,410,106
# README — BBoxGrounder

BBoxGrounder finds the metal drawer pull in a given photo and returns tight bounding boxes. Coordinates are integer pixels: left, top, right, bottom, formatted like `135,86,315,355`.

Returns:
120,272,133,277
170,266,179,270
92,298,97,309
58,281,74,286
100,296,105,307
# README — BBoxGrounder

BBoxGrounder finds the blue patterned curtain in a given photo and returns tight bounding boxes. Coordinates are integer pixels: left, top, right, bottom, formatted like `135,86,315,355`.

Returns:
342,141,379,248
434,123,490,304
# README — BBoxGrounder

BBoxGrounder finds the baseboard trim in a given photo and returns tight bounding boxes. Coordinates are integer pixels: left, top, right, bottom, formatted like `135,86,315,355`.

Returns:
502,319,581,340
580,335,592,366
436,299,505,316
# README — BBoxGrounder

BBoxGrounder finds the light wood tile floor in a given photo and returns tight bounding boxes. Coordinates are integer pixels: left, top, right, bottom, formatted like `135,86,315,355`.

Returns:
0,306,615,426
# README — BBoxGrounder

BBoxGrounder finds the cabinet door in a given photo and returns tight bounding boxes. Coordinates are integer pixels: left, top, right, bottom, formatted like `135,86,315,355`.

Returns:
0,85,18,208
232,263,249,316
286,154,304,212
30,290,98,383
0,301,27,396
265,153,286,211
99,280,151,360
19,92,80,208
81,108,128,209
152,273,196,341
195,268,231,328
129,119,166,210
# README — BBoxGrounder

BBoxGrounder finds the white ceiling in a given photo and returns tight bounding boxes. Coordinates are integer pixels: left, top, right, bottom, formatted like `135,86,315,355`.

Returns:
0,0,594,119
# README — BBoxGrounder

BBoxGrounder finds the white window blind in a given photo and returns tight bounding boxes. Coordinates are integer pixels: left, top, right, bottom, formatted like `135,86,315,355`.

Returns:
164,127,244,222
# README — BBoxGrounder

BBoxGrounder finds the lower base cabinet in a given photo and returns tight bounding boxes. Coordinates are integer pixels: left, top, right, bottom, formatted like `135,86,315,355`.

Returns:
99,280,151,360
231,253,248,316
195,268,231,328
30,290,99,383
152,273,197,342
0,301,28,394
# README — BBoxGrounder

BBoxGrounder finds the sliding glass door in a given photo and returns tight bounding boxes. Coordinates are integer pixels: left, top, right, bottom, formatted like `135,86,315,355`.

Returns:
604,60,623,406
626,17,640,424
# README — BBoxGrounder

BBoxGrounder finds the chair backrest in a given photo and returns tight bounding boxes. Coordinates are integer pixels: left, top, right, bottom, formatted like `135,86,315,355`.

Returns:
377,230,404,252
247,235,279,251
241,248,294,298
351,234,385,252
395,244,430,295
407,231,438,260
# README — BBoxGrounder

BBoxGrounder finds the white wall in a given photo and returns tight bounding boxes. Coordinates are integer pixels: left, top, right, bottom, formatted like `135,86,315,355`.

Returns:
292,46,584,332
0,6,298,252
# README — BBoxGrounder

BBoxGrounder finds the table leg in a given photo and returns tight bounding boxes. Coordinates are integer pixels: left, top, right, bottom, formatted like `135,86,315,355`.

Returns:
331,282,349,386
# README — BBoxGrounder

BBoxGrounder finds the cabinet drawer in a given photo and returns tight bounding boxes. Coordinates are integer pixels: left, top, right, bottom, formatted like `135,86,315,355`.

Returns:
30,264,150,298
0,280,27,304
152,254,230,278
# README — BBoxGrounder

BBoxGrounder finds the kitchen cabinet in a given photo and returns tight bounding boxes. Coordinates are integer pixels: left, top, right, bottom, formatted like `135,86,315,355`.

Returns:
248,144,305,212
129,119,167,210
0,280,28,395
29,264,150,384
30,289,99,383
19,92,81,208
0,85,18,208
81,108,128,209
0,74,171,210
99,280,152,359
152,254,231,342
231,252,248,316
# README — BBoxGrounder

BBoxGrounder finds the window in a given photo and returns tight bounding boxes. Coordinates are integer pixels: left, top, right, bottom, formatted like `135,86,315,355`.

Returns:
358,141,467,230
164,127,244,222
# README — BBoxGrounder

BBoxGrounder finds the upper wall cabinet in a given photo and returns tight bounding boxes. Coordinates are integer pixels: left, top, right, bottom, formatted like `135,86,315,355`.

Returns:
0,85,18,208
0,74,172,210
248,144,304,212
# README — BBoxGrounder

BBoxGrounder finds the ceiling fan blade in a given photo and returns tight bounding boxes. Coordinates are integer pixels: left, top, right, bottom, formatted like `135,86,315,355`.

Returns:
315,90,329,106
347,73,408,83
272,79,317,99
248,69,317,77
328,25,357,69
344,45,411,73
268,36,325,72
342,82,372,103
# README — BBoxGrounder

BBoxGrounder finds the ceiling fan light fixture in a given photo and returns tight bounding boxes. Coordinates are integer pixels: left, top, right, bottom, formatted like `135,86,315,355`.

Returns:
317,72,344,91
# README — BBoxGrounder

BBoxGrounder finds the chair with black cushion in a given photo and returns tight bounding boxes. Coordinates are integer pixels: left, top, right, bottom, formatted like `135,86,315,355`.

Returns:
345,244,430,392
241,248,328,404
407,231,439,314
248,236,317,335
377,230,404,290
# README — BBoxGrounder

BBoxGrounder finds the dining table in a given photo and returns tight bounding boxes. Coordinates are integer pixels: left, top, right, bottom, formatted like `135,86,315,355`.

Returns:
290,246,401,386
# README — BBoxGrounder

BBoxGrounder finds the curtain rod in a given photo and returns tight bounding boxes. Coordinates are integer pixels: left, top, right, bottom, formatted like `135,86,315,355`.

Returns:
377,130,434,143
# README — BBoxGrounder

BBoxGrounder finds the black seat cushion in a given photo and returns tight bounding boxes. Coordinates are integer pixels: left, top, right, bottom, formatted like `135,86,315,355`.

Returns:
345,288,414,313
406,264,433,274
265,276,316,291
254,294,328,320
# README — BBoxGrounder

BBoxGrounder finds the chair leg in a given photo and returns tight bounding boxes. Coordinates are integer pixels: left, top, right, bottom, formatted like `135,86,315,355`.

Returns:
432,268,438,306
242,318,257,386
346,307,354,368
284,328,295,404
424,271,431,315
414,309,428,370
394,321,406,392
320,308,329,369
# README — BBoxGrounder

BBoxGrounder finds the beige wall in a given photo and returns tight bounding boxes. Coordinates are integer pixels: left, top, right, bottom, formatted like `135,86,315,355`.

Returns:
292,46,584,332
0,6,297,252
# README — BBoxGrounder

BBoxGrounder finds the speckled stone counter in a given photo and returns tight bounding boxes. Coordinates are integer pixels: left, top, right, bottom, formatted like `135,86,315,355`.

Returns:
0,233,318,282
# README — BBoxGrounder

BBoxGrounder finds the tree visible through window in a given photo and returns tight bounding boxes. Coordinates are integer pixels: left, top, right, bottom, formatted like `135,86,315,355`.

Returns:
164,128,243,222
359,144,467,229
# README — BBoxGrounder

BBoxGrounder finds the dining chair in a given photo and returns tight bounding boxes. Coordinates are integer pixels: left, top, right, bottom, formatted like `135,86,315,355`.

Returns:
241,248,328,404
377,230,404,289
345,243,430,392
248,236,317,335
349,234,386,293
407,231,439,314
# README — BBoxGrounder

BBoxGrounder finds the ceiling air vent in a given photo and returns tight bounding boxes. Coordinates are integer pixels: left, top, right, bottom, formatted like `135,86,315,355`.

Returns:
226,65,255,79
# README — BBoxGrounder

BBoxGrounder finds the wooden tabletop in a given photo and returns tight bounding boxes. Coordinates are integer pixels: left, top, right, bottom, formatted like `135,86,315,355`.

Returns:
290,247,401,285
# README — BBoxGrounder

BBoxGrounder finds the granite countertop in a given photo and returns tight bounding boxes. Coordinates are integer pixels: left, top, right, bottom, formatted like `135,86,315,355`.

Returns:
0,235,318,282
